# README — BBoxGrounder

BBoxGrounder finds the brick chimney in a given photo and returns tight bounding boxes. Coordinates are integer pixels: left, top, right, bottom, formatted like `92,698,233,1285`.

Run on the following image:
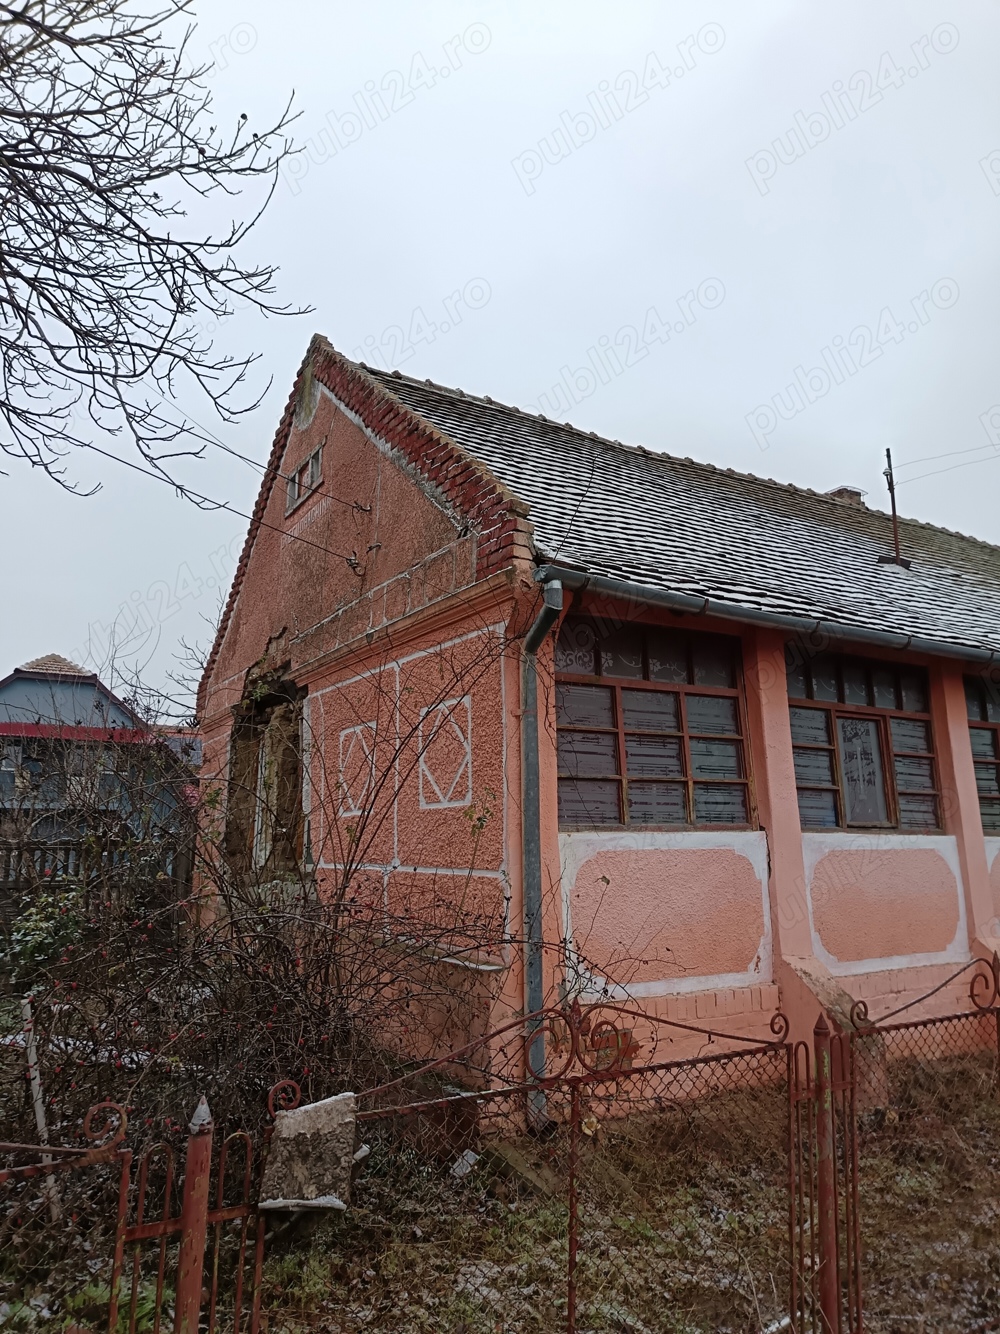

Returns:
825,485,866,508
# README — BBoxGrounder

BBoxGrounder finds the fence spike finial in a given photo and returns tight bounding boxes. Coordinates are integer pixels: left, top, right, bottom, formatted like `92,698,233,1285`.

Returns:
188,1097,212,1135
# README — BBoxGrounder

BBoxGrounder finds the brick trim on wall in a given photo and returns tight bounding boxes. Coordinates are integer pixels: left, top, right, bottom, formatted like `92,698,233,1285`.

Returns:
196,337,536,718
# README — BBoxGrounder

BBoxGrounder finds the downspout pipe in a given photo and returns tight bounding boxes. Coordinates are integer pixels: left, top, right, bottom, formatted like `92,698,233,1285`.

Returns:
535,564,1000,668
520,579,563,1087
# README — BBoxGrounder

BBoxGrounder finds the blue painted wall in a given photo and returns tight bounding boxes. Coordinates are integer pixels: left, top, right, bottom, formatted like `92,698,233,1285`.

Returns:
0,675,135,728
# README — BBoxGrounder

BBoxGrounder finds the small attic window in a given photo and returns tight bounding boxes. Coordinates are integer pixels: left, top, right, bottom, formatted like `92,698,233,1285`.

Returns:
285,443,324,515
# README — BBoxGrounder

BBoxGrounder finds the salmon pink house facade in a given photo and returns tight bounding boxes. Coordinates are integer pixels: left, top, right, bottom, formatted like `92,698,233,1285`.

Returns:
198,336,1000,1065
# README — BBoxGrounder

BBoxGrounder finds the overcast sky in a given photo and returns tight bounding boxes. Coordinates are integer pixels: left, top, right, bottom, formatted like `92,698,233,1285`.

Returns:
5,0,1000,710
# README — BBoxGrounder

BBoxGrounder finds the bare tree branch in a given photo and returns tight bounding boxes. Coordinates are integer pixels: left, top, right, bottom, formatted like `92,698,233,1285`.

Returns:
0,0,306,489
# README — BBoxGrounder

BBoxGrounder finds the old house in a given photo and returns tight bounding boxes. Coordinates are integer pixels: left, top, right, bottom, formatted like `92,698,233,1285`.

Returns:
0,654,197,916
198,337,1000,1066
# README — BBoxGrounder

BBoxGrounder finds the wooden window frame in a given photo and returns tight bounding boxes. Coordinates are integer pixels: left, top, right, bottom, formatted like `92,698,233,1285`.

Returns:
964,675,1000,833
555,622,755,832
285,443,324,516
787,653,941,832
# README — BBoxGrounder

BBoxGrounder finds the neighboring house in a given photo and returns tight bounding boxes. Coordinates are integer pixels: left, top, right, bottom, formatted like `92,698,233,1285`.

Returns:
0,654,198,907
197,336,1000,1067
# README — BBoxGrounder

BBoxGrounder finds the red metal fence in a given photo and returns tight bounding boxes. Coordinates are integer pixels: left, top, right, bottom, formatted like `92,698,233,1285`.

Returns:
351,1000,793,1332
4,961,1000,1332
107,1094,273,1334
1,1083,290,1334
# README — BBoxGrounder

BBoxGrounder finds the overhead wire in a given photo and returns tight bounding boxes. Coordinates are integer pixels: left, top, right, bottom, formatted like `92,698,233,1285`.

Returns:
894,448,1000,488
78,438,360,565
894,442,1000,470
139,394,364,511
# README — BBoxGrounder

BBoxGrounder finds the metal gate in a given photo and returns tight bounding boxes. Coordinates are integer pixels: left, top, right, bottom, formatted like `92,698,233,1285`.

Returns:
789,1016,863,1333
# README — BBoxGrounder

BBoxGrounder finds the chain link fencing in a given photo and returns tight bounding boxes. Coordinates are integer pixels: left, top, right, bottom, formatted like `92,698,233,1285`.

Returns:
851,1008,1000,1332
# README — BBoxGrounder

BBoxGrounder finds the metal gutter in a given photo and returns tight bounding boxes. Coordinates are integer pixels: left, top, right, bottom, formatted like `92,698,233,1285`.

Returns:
535,564,1000,667
520,579,563,1094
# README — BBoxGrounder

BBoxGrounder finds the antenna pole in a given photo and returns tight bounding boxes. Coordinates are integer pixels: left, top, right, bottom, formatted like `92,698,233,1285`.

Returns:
884,448,903,565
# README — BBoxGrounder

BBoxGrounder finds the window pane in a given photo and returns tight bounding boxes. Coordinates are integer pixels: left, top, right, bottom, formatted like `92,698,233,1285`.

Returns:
970,728,998,760
558,731,618,777
988,686,1000,725
599,630,644,679
842,661,869,706
899,670,928,714
556,684,614,729
621,689,678,732
974,763,1000,798
555,621,597,675
647,631,689,684
690,738,742,780
558,779,620,825
837,717,888,824
692,637,736,688
872,668,899,710
686,695,739,735
980,798,1000,832
797,788,839,828
625,734,683,777
964,676,985,722
785,652,808,699
789,707,831,746
694,783,747,824
794,748,834,786
811,657,839,702
890,718,932,753
898,793,939,829
894,756,935,792
628,782,686,825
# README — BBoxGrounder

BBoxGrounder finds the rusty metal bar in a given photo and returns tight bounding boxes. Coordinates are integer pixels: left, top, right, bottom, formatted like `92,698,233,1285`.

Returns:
844,1039,863,1332
790,1045,800,1331
0,1140,104,1155
831,1036,861,1333
130,1149,154,1334
152,1147,176,1334
108,1150,132,1334
173,1098,213,1334
814,1016,840,1333
566,1081,580,1334
231,1133,255,1334
789,1042,814,1333
248,1117,278,1334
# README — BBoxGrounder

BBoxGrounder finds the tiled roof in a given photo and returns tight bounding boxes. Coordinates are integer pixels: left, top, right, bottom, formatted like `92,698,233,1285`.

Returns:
19,654,93,676
364,365,1000,659
201,338,1000,710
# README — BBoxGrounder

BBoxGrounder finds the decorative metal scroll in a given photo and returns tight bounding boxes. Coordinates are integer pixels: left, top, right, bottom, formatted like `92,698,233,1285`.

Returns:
0,1099,127,1184
358,996,790,1107
267,1078,303,1119
970,950,1000,1013
850,951,1000,1031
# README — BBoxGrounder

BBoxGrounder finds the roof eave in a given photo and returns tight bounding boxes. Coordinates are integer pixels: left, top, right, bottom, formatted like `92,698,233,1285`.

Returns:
536,562,1000,666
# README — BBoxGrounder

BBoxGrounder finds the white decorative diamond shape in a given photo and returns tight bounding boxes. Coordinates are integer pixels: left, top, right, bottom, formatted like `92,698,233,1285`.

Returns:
418,697,472,809
338,722,375,816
